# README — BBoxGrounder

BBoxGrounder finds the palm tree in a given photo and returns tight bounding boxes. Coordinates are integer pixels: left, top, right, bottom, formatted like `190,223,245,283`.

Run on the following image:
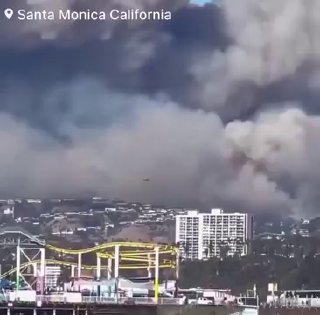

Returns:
183,241,191,260
209,240,214,258
218,240,230,260
203,241,214,260
204,248,209,259
235,238,245,257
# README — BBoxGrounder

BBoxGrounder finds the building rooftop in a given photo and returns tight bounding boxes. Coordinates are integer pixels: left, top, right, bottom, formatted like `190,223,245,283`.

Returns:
211,208,223,215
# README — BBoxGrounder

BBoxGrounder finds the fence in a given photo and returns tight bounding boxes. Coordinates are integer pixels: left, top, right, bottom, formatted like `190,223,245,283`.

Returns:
266,297,320,308
21,295,182,306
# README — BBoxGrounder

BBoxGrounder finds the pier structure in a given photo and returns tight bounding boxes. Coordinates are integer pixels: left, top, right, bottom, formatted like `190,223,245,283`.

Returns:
0,292,189,315
0,227,180,304
0,303,226,315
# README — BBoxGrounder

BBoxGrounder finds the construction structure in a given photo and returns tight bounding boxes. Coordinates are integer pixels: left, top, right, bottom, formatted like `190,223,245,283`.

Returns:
0,227,179,303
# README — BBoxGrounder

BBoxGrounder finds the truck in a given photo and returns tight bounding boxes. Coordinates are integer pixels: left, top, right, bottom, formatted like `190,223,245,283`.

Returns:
189,297,213,305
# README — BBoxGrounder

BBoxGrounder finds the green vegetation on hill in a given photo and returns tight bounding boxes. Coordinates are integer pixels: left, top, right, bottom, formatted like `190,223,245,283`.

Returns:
179,237,320,297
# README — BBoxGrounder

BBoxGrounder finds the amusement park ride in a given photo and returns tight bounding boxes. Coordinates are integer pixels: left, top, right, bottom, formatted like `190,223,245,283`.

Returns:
0,227,179,302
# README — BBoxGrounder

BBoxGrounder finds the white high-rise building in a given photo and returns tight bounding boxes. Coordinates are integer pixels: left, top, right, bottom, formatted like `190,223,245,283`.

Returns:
175,209,253,260
45,266,61,288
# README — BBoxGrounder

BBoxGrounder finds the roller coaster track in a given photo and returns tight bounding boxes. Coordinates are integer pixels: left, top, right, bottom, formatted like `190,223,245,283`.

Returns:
46,242,176,256
0,227,177,278
0,227,177,256
0,227,45,246
97,250,174,259
0,259,175,279
0,227,177,279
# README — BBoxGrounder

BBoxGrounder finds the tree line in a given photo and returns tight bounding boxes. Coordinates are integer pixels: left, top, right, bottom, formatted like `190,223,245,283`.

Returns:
178,235,320,298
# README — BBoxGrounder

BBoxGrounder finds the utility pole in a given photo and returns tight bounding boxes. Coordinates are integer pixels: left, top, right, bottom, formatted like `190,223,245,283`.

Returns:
16,239,20,292
154,247,159,303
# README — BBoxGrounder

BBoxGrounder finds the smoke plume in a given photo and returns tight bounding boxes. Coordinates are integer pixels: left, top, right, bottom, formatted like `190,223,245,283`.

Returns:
0,0,319,216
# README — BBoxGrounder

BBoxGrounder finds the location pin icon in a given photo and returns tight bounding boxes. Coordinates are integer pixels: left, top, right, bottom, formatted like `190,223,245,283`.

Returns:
4,8,13,19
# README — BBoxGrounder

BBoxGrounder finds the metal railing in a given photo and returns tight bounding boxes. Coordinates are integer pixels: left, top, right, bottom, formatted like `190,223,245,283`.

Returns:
82,296,117,304
80,296,154,305
14,295,183,306
119,297,155,305
158,298,183,305
265,297,320,308
36,295,66,303
278,298,314,308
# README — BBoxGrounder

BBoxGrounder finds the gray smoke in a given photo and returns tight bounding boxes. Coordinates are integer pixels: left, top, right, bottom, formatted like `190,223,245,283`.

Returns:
0,0,319,216
0,95,295,215
190,0,320,117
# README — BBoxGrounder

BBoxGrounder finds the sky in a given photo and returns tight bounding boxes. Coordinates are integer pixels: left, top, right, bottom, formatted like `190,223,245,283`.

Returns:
0,0,320,218
192,0,221,5
192,0,210,4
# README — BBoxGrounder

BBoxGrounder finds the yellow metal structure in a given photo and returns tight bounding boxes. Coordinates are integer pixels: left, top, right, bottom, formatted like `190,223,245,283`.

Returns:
1,240,177,296
45,241,176,270
0,259,174,279
46,242,175,255
0,228,178,298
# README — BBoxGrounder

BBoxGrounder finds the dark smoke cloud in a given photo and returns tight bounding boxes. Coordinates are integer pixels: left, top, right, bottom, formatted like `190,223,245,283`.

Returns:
0,0,319,217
